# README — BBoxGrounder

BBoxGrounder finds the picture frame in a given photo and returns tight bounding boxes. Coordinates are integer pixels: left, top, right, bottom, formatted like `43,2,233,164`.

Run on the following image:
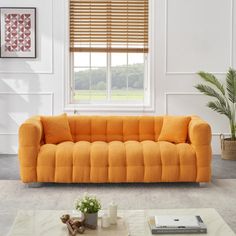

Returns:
0,7,36,58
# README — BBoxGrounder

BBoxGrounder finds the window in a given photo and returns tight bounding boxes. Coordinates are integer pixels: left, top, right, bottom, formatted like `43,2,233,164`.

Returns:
69,0,149,108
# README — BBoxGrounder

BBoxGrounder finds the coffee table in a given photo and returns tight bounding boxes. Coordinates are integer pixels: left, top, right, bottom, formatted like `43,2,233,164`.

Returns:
7,208,235,236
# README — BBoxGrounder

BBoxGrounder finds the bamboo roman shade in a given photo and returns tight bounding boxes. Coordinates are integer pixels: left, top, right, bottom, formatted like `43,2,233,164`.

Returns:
70,0,148,53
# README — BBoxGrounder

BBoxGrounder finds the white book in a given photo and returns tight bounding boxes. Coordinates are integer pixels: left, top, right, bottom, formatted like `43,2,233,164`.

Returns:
155,215,200,228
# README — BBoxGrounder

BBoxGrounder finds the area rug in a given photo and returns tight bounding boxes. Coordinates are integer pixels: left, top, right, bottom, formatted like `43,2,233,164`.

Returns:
0,179,236,235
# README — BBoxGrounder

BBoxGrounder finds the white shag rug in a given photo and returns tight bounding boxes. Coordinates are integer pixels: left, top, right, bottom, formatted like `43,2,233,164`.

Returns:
0,179,236,235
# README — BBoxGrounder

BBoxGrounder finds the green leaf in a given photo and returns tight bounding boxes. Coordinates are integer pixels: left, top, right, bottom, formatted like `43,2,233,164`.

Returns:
207,101,231,120
197,71,225,95
196,68,236,139
226,68,236,104
195,84,226,107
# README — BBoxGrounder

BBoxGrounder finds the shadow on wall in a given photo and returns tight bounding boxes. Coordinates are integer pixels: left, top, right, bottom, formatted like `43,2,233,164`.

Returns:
0,50,41,154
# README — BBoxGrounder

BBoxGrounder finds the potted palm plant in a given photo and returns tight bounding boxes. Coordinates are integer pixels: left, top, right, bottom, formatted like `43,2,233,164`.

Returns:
195,68,236,160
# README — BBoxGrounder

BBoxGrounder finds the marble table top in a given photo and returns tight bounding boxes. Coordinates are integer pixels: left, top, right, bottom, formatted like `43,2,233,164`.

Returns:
7,208,235,236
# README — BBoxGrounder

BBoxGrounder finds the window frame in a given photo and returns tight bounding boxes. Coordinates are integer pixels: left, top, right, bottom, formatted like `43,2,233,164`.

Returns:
64,0,155,113
71,52,148,104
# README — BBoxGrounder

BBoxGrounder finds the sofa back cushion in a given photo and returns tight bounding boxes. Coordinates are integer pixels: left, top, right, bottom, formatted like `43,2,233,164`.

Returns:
67,116,164,142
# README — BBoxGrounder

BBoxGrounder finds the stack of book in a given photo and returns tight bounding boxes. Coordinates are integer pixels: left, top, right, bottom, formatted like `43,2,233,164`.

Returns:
148,215,207,234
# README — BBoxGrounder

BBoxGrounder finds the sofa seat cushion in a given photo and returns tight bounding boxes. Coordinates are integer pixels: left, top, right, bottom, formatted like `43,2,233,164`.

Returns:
37,141,197,183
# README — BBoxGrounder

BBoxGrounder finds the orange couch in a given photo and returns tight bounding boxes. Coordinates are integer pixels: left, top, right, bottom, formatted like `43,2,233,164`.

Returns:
18,115,212,184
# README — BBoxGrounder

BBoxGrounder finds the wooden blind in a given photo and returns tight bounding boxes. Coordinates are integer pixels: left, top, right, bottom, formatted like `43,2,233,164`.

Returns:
70,0,148,53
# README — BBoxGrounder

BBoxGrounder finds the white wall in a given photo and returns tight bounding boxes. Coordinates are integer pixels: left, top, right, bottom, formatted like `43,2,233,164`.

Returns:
0,0,65,153
154,0,235,154
0,0,235,154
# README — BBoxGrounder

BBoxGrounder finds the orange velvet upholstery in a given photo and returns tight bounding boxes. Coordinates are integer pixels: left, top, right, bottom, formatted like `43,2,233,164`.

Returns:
18,115,212,183
41,113,73,144
158,116,191,143
18,116,43,183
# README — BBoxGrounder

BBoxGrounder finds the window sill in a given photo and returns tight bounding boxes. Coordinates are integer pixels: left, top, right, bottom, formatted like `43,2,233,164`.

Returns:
64,103,155,113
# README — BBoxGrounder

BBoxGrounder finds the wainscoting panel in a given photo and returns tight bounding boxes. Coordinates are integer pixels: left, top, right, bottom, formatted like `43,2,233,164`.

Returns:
0,93,53,153
165,93,229,134
165,0,233,74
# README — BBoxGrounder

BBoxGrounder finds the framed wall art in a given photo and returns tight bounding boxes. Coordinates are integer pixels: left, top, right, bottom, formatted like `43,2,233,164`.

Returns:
0,7,36,58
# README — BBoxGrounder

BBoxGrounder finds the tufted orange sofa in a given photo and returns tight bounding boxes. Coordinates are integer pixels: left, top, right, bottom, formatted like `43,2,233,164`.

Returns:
18,115,212,184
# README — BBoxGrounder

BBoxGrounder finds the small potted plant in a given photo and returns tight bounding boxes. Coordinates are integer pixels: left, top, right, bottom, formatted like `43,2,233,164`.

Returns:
195,68,236,160
75,193,101,229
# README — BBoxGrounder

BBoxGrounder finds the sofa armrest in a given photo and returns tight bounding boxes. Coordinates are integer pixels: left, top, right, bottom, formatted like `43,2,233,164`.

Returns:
189,116,212,182
18,116,43,183
189,116,212,146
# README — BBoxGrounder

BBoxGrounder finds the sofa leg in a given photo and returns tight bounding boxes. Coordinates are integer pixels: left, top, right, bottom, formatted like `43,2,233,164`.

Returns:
199,182,208,188
27,182,43,188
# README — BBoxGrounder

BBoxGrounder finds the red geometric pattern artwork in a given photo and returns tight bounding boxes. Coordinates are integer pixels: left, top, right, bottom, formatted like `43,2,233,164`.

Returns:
4,13,32,52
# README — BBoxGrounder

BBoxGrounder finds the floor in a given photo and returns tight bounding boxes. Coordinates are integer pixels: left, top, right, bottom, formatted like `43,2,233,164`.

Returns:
1,154,236,180
1,179,236,236
0,155,236,236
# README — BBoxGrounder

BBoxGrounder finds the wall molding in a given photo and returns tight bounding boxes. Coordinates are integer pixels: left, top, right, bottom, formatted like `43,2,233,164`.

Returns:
0,133,17,135
164,92,202,114
212,133,231,136
164,0,234,75
0,92,54,136
230,0,234,68
164,92,230,136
